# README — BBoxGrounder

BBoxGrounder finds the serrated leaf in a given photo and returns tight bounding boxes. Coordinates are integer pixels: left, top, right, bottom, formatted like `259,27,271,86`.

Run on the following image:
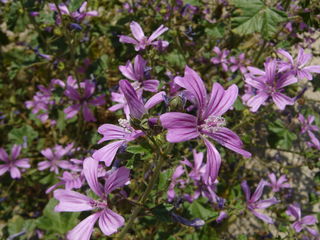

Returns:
231,0,287,38
188,201,217,220
8,125,38,145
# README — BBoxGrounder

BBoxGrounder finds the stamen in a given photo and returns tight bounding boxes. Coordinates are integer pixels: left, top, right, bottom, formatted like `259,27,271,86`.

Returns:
118,118,132,133
200,116,226,133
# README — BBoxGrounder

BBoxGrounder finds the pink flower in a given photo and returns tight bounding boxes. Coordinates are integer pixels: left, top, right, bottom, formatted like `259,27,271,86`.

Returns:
160,66,251,184
241,180,279,224
267,173,291,192
119,21,169,51
0,145,30,179
307,131,320,150
298,114,319,135
54,158,129,239
211,47,230,72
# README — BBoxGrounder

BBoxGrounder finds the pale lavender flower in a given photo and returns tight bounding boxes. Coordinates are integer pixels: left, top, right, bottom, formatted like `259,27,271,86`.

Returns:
64,80,105,122
119,21,169,51
211,47,230,72
267,173,291,192
46,171,84,194
119,55,159,92
298,114,319,135
286,204,319,238
245,59,297,112
54,157,129,239
241,180,279,224
38,144,74,174
160,66,251,184
278,48,320,80
0,145,30,179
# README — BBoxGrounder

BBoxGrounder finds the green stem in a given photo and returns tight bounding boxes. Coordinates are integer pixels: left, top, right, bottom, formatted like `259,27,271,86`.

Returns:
117,144,166,238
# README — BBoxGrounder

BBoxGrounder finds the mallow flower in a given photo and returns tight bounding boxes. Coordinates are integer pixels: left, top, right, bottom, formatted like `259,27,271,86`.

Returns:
245,59,297,112
119,55,159,92
267,173,291,192
307,131,320,151
38,144,74,174
93,79,165,165
211,47,230,72
119,21,169,51
241,180,279,224
298,114,319,135
278,48,320,80
286,204,319,237
54,157,129,239
0,145,30,179
160,66,251,184
64,80,105,122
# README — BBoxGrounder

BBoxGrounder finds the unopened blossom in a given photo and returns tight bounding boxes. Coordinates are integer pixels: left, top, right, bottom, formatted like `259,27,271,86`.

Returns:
160,66,251,184
54,158,129,239
38,144,74,174
245,59,297,112
298,114,319,135
267,173,291,192
229,53,250,74
211,47,230,72
241,180,279,224
64,80,105,122
94,80,165,165
119,55,159,92
119,21,169,51
286,204,319,237
0,145,30,179
278,48,320,80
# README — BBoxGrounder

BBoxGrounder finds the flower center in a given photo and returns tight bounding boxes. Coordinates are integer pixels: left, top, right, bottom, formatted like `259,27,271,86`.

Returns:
89,199,107,209
200,116,226,133
131,81,141,90
118,118,133,133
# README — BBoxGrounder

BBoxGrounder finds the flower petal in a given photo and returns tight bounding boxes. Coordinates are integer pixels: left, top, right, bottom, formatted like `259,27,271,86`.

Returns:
64,104,81,119
105,167,130,194
98,209,125,236
255,198,279,209
67,213,100,240
0,148,8,162
251,210,274,224
142,80,159,92
301,215,317,225
203,138,221,184
247,92,269,112
10,166,21,179
11,145,22,160
119,35,138,45
251,179,267,203
130,21,145,41
97,124,127,143
83,157,104,197
148,25,168,42
54,189,94,212
160,112,199,143
144,91,165,110
272,93,294,110
92,140,125,166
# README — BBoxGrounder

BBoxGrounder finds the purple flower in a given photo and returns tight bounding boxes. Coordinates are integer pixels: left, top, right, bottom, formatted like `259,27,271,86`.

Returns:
267,173,291,192
181,150,205,181
160,66,251,184
167,165,185,202
278,48,320,80
307,131,320,150
64,80,105,122
94,80,166,165
38,144,74,174
245,59,297,112
229,53,250,74
298,114,319,135
241,180,279,224
0,145,30,179
119,21,169,51
286,204,319,237
93,119,144,166
211,47,230,72
216,211,228,223
118,79,165,119
54,157,129,239
46,171,84,194
119,55,159,92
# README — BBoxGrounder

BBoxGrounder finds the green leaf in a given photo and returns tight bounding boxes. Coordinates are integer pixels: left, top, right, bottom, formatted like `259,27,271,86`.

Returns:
8,125,38,145
68,0,84,12
231,0,287,38
158,169,173,191
37,198,80,234
8,215,36,240
126,145,150,155
187,200,217,220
